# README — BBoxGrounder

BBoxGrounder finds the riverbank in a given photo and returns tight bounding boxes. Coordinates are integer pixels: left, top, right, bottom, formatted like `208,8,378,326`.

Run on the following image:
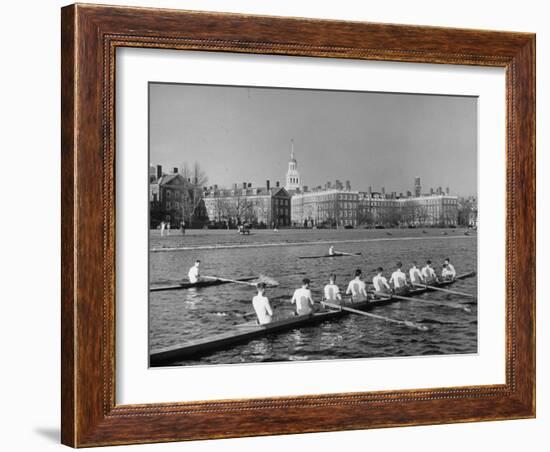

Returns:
150,227,476,251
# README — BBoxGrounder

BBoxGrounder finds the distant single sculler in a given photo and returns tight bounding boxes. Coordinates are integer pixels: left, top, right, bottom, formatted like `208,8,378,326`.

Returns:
187,260,201,283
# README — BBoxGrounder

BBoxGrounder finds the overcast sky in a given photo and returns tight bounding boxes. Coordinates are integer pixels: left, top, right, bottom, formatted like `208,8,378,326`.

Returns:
149,83,477,196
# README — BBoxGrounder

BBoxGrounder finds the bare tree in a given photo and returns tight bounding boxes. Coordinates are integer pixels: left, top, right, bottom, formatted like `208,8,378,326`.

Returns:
192,162,208,187
178,161,209,226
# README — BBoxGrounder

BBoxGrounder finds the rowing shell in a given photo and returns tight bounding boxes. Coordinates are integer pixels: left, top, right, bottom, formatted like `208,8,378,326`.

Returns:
299,252,361,259
150,272,476,365
150,276,257,293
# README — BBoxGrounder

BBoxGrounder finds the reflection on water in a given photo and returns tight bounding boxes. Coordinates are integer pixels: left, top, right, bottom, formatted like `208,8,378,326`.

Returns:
149,228,478,366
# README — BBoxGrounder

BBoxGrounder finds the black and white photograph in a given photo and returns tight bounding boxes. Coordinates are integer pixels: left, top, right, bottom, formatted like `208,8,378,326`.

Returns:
148,82,478,367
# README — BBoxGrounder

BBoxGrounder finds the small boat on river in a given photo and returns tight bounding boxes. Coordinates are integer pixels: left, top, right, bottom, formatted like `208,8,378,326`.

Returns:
299,252,361,259
150,276,257,292
150,272,476,366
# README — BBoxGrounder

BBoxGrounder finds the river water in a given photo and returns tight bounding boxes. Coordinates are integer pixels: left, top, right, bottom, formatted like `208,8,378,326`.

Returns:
149,228,477,366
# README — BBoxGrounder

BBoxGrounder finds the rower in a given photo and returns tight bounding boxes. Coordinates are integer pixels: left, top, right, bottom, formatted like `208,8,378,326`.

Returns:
252,282,274,325
389,262,408,293
328,245,335,256
442,257,456,280
409,261,424,285
323,274,342,304
373,267,391,295
346,269,368,303
291,278,315,316
187,260,201,283
421,260,438,284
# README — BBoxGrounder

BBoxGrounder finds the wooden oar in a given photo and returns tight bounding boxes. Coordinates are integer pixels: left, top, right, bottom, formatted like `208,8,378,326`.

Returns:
334,251,361,256
203,275,279,287
413,283,476,298
322,301,429,331
390,293,472,313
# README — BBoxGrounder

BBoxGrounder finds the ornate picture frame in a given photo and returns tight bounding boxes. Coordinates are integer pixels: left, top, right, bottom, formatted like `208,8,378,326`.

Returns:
61,3,535,447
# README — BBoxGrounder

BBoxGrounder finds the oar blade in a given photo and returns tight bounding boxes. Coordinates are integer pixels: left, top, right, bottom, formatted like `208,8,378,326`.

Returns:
405,320,430,331
256,274,280,287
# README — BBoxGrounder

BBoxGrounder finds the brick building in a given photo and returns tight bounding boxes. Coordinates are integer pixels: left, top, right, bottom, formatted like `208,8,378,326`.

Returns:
203,181,291,228
149,165,208,228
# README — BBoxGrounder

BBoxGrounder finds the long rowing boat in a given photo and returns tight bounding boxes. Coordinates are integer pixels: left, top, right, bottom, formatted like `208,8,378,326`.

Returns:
150,271,476,365
150,276,257,293
299,252,361,259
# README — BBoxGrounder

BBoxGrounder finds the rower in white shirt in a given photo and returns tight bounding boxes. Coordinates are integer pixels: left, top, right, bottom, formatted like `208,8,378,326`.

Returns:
442,257,456,280
373,267,391,295
346,269,368,303
409,261,424,285
291,278,315,315
252,282,274,325
328,245,335,256
421,260,438,284
187,260,201,283
323,274,342,304
389,262,408,293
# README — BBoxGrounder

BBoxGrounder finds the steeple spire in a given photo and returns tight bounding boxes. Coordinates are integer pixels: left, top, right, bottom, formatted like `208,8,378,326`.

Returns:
285,139,300,191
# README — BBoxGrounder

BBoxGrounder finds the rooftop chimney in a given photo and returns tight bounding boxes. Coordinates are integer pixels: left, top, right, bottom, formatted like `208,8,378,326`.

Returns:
156,165,162,180
276,181,280,188
243,182,247,189
266,180,270,190
247,183,252,188
173,167,178,174
446,187,450,194
345,180,351,190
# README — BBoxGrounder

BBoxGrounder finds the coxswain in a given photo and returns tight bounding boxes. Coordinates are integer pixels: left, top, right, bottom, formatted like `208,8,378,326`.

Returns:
291,278,315,316
323,274,342,304
345,269,368,303
187,260,201,283
252,282,274,325
421,260,438,284
373,267,391,295
389,262,408,293
441,258,456,281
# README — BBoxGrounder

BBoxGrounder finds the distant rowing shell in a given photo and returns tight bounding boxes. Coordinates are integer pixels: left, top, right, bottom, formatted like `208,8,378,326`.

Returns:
150,276,257,292
299,252,362,259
